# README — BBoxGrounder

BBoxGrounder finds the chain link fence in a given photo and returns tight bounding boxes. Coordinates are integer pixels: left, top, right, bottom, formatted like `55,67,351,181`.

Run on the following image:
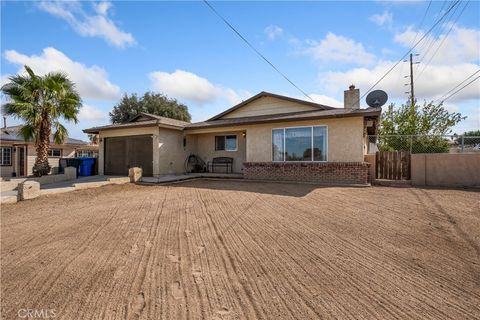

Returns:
367,135,480,154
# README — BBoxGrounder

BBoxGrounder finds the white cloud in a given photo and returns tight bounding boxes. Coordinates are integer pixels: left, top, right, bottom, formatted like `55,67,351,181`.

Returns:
394,25,480,65
297,94,343,108
319,62,479,103
317,24,480,104
264,25,283,40
3,47,121,101
78,104,108,121
369,11,393,27
37,1,135,48
149,70,247,105
302,32,376,66
1,74,11,87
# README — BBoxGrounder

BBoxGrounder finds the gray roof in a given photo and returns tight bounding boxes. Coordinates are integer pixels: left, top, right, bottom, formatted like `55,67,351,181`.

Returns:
83,112,190,134
186,107,382,130
1,125,89,145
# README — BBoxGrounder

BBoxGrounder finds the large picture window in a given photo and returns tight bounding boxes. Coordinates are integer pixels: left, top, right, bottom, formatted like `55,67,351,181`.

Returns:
272,126,327,162
0,147,12,166
215,135,237,151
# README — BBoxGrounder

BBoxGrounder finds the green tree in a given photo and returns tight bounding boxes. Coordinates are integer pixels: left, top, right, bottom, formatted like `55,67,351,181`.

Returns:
1,65,81,176
378,100,465,153
109,92,191,123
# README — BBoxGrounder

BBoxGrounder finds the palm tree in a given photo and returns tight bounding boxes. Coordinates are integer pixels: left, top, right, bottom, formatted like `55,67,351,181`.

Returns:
1,65,81,176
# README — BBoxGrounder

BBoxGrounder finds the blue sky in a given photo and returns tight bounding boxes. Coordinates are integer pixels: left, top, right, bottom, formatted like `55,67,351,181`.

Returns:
1,0,479,140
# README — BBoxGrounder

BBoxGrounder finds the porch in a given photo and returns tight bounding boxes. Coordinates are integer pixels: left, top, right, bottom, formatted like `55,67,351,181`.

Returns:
141,172,244,184
185,129,247,174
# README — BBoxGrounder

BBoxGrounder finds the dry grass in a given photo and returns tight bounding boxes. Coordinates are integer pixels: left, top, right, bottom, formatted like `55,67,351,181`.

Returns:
1,180,479,319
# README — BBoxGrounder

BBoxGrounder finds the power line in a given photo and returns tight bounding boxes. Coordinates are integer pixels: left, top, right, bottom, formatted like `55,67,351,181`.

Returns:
202,0,314,102
416,1,469,81
409,0,433,48
414,0,448,72
357,0,461,105
434,69,480,103
440,75,479,103
415,1,461,75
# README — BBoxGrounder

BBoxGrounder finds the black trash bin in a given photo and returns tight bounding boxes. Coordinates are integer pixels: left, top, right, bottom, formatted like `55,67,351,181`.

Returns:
59,158,82,176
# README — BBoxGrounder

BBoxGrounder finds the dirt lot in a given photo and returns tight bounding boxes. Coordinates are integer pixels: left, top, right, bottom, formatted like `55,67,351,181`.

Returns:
1,180,479,320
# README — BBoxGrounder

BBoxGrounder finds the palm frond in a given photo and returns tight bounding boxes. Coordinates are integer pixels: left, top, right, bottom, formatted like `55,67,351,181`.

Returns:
52,121,68,145
19,124,36,143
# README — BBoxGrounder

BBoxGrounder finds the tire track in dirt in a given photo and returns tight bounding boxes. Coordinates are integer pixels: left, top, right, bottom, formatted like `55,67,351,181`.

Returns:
207,188,327,319
268,183,480,319
75,191,158,319
2,182,479,320
16,203,122,310
218,185,388,319
196,188,265,319
6,199,123,312
122,189,168,320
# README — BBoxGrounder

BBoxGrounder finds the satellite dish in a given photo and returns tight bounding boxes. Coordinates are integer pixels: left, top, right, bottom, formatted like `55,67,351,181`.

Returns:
366,90,388,108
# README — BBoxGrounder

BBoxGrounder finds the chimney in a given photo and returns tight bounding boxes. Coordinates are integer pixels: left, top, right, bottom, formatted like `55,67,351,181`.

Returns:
3,117,6,129
344,84,360,109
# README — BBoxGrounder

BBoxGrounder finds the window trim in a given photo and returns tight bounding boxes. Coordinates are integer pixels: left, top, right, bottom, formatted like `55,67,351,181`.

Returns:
215,135,238,152
271,125,328,162
0,147,12,166
48,148,63,158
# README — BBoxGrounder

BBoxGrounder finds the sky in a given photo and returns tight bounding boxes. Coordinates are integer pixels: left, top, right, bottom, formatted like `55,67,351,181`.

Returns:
1,0,479,140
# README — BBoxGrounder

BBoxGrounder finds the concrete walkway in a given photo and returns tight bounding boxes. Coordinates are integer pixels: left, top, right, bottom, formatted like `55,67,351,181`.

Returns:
1,175,129,204
141,172,244,184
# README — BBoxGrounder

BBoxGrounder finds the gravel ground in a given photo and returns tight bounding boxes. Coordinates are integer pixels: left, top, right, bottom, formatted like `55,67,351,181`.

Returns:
1,180,479,320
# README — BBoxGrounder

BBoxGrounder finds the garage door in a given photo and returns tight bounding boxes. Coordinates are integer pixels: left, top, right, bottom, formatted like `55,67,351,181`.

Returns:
104,135,153,176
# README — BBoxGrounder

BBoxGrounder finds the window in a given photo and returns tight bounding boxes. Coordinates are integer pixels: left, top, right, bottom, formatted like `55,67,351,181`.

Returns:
0,147,12,166
215,135,237,151
76,150,98,158
272,126,327,162
48,149,62,157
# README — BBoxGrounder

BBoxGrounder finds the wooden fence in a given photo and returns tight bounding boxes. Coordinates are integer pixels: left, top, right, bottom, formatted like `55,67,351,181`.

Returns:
375,151,411,180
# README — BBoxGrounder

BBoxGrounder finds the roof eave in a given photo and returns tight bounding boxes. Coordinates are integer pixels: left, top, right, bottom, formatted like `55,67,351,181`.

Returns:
83,122,186,134
186,109,381,130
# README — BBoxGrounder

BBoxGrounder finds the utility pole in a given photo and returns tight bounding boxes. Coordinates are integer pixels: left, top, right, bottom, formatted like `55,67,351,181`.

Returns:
404,53,419,107
409,53,415,106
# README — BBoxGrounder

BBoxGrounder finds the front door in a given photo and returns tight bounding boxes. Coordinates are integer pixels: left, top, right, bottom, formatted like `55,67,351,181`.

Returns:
18,146,25,176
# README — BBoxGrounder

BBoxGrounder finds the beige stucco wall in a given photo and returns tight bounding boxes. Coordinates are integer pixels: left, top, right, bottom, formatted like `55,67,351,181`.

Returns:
364,154,376,182
158,128,196,175
98,126,191,176
411,153,480,187
192,131,246,173
186,116,365,164
246,117,364,162
221,96,319,119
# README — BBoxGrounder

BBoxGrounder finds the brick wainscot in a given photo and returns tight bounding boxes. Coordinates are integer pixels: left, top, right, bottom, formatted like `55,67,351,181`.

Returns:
243,162,370,185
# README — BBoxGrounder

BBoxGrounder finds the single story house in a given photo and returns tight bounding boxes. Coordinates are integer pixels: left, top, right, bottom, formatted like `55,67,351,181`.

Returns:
84,86,380,184
0,125,98,178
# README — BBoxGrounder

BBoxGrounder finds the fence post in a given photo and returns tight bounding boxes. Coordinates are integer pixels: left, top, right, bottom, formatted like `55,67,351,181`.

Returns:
409,135,413,154
461,135,464,153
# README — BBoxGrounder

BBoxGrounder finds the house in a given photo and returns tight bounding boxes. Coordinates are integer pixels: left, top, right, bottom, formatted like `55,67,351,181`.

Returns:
83,86,381,184
0,125,98,178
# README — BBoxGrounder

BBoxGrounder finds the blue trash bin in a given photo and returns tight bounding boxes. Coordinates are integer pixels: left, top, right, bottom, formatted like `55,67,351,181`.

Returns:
78,158,95,176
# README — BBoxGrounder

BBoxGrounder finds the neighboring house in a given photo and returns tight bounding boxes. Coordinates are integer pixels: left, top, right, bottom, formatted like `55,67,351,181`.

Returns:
84,86,381,184
0,125,98,178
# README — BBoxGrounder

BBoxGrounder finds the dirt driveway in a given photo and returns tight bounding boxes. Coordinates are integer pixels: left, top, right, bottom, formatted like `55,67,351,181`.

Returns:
1,180,479,319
